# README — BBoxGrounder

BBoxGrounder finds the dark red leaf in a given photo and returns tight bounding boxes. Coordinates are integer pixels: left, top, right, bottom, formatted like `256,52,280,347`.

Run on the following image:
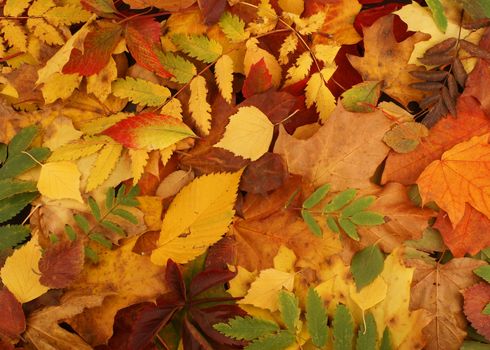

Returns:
0,336,14,350
240,90,296,124
166,259,186,301
240,152,288,194
189,269,236,298
63,22,123,76
39,240,84,289
183,316,213,350
125,17,173,79
205,237,237,271
354,3,406,39
242,58,273,98
197,0,226,25
463,283,490,341
0,288,25,340
181,147,249,174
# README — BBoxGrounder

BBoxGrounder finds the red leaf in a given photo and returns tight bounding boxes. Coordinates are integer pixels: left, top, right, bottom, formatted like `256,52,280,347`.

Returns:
354,3,408,40
63,22,123,76
183,316,213,350
242,58,273,99
0,288,25,340
125,17,173,79
463,283,490,341
240,90,296,124
433,205,490,257
205,237,237,270
39,240,84,289
189,269,236,298
240,153,287,194
197,0,227,25
165,259,186,301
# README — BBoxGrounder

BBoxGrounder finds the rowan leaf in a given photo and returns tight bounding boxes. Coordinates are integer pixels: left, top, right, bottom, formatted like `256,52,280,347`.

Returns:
38,161,83,202
151,171,241,265
246,331,295,350
48,139,105,162
44,5,91,26
157,51,196,84
219,12,248,42
213,316,279,340
214,54,234,103
278,290,300,331
306,288,328,347
4,0,31,17
86,143,122,192
112,77,170,107
0,225,30,251
301,209,322,237
285,52,313,86
172,34,222,63
305,67,336,122
426,0,448,33
474,266,490,283
0,20,27,51
356,312,377,350
189,75,212,135
303,184,331,209
332,304,354,350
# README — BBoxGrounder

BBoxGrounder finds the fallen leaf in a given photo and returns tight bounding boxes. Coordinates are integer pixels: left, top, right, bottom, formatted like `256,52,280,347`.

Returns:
240,152,287,194
39,240,84,289
463,283,490,341
383,122,429,154
38,161,83,203
242,58,272,98
0,288,25,340
244,38,281,88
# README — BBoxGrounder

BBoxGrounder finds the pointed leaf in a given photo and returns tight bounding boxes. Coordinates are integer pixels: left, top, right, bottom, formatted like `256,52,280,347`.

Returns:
219,12,248,42
89,232,113,249
341,196,376,217
189,75,212,135
88,197,101,221
111,208,138,224
303,184,331,209
474,266,490,283
214,316,279,341
157,51,196,84
333,304,354,350
380,327,393,350
247,331,295,350
38,161,83,202
242,58,273,99
278,290,300,332
101,220,125,236
326,215,340,233
0,180,37,201
0,225,30,251
189,269,236,298
356,312,377,350
0,192,38,224
426,0,448,33
338,218,359,240
350,211,385,226
112,77,170,107
351,245,384,291
64,224,77,241
0,147,50,180
306,288,328,347
172,34,222,63
74,214,90,234
215,54,234,103
323,188,357,213
302,209,322,237
8,125,39,155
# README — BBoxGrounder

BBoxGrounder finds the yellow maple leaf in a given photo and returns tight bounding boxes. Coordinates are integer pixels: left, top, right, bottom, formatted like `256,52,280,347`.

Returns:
215,106,274,161
151,171,242,265
0,234,50,303
86,143,123,192
41,72,82,104
214,54,234,103
129,149,149,184
189,75,211,135
38,161,83,202
305,67,337,122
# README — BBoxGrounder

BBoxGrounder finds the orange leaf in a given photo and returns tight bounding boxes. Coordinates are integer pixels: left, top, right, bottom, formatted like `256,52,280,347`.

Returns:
417,133,490,226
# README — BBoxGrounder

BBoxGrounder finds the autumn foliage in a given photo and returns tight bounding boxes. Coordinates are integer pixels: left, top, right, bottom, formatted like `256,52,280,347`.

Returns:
0,0,490,349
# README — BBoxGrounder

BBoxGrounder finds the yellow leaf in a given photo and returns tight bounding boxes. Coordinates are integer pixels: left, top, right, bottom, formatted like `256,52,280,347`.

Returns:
41,72,82,104
189,75,211,135
27,18,65,46
314,44,341,65
214,54,234,103
42,116,83,151
112,76,170,107
248,0,278,35
4,0,31,17
48,138,106,162
285,51,313,86
160,98,183,119
239,268,295,311
28,0,55,16
244,38,282,87
44,5,91,27
151,171,242,265
305,68,336,122
349,276,387,311
137,196,163,231
87,57,118,102
129,149,149,183
293,12,325,35
278,33,298,65
0,235,50,303
0,20,27,52
86,143,123,191
215,106,274,161
156,169,195,199
38,161,83,202
273,245,296,273
160,145,176,166
278,0,303,16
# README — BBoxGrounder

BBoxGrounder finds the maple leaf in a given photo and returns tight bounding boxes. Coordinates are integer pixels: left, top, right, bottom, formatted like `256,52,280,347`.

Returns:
348,15,430,106
463,283,490,341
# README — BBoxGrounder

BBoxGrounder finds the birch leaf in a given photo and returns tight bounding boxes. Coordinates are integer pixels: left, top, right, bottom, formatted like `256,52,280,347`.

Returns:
38,161,83,202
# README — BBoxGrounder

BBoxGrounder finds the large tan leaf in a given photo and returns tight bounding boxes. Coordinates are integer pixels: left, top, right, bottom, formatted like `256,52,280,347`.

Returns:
274,103,391,190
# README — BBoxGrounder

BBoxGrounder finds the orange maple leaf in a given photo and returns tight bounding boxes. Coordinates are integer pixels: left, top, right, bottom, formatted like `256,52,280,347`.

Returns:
417,133,490,226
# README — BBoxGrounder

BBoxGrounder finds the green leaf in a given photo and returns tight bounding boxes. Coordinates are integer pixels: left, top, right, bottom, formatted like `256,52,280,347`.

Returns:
115,183,126,200
101,220,125,236
306,288,328,347
64,224,77,241
246,331,295,350
8,125,39,155
74,214,90,234
0,192,38,224
88,197,101,221
112,77,170,107
380,327,393,350
483,302,490,315
172,34,222,63
84,246,99,263
0,224,30,250
303,184,331,209
326,215,340,233
356,312,377,350
341,196,375,217
350,211,385,226
341,81,381,113
278,290,300,332
106,187,115,209
284,188,299,209
426,0,448,32
214,316,280,341
0,147,50,180
0,144,7,164
157,51,197,84
461,341,490,350
112,208,138,224
219,12,248,42
49,234,59,243
351,245,384,291
461,0,490,20
0,179,37,201
323,188,357,213
302,209,322,237
474,265,490,283
333,304,354,350
89,232,112,249
339,218,359,240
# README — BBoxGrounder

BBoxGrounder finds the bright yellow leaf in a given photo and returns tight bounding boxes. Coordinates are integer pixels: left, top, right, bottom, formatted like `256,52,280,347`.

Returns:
0,235,50,303
349,276,387,311
4,0,31,17
27,18,64,46
189,75,211,135
86,143,123,192
160,98,183,119
305,67,337,122
129,149,149,184
38,161,83,202
42,116,83,151
285,51,313,86
214,54,234,103
278,0,303,16
48,137,106,162
215,106,274,161
273,245,297,273
0,20,27,52
278,33,298,65
151,171,242,265
87,57,118,102
41,72,82,104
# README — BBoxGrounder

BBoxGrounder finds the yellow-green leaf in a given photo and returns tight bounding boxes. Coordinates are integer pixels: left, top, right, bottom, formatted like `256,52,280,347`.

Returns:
112,77,170,107
86,143,122,192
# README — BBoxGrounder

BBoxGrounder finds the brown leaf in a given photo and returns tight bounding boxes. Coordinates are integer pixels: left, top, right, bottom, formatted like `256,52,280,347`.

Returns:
407,257,486,350
240,153,287,194
425,38,457,55
463,283,490,341
197,0,226,24
460,39,490,60
39,240,84,289
452,58,468,87
409,82,444,91
418,54,454,66
240,90,296,125
0,288,25,340
409,70,449,82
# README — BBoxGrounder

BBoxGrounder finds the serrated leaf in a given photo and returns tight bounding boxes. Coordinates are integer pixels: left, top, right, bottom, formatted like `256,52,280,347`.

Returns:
111,208,138,224
189,75,212,135
380,327,393,350
4,0,31,17
214,316,279,341
302,209,322,237
350,211,385,226
8,125,38,155
0,192,37,224
64,224,77,241
305,68,336,122
86,143,122,192
214,54,234,103
326,215,340,233
112,77,170,107
341,81,381,113
474,266,490,283
102,112,195,150
246,330,295,350
27,18,64,46
306,288,328,347
0,224,30,250
285,52,313,86
278,290,300,331
44,5,91,26
324,188,357,213
341,196,376,217
356,312,377,350
101,220,125,236
128,149,148,184
339,218,359,240
38,161,83,202
89,232,112,249
0,20,27,51
157,51,196,84
303,184,331,209
172,34,222,63
351,245,384,291
215,106,273,161
151,171,241,265
48,140,105,162
28,0,54,16
426,0,447,33
74,214,90,234
278,33,298,65
0,179,37,201
219,12,249,42
88,197,101,221
0,147,50,180
333,304,354,350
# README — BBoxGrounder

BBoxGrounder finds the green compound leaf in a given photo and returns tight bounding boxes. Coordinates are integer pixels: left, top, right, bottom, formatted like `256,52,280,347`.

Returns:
333,304,354,350
246,331,295,350
112,208,138,224
303,184,331,209
0,179,37,201
461,0,490,20
0,147,50,180
213,316,280,341
74,214,90,234
474,265,490,283
89,232,113,249
157,51,197,84
302,209,322,237
380,327,393,350
0,192,38,224
323,188,357,213
350,211,385,226
84,246,99,263
64,224,77,241
351,245,384,291
278,290,300,332
341,195,376,217
219,12,249,42
356,312,377,350
172,34,222,63
101,220,125,236
0,224,30,250
341,81,381,113
106,186,115,209
426,0,448,33
326,215,340,233
112,77,170,107
88,197,101,221
338,217,359,240
8,125,39,155
306,288,328,347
